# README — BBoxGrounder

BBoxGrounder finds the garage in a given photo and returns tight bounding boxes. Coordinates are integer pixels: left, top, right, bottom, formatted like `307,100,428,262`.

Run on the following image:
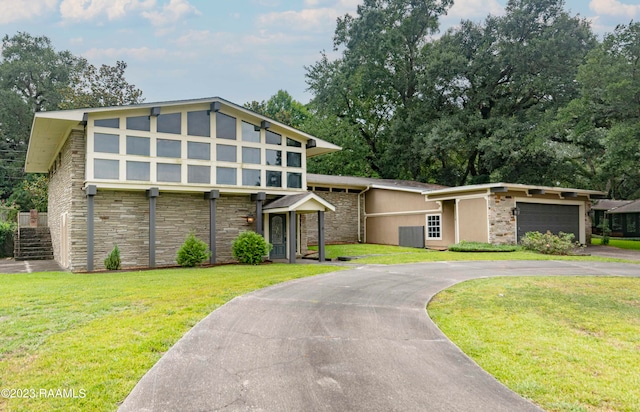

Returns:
516,203,580,241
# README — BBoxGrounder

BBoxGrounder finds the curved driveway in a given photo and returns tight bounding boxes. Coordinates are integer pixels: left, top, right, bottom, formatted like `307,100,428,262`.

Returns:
119,260,639,411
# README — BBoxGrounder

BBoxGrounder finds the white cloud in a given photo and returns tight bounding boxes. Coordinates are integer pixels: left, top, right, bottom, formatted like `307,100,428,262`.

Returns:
59,0,156,21
141,0,199,26
446,0,504,20
0,0,57,24
258,8,340,32
82,46,168,61
589,0,640,18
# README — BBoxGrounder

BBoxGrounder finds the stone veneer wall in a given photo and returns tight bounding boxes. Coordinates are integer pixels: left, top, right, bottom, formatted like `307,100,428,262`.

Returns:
488,194,516,244
305,191,363,245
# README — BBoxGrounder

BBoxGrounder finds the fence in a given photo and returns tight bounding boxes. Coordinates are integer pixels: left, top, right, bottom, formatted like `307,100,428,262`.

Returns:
18,212,48,228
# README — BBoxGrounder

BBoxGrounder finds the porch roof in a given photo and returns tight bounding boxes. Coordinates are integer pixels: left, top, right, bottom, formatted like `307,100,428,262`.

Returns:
263,192,336,214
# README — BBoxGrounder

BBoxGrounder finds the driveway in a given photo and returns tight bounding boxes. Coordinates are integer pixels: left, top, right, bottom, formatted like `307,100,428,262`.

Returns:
119,260,639,411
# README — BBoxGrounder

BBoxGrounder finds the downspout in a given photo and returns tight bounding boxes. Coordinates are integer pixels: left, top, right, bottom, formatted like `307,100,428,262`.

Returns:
358,186,372,243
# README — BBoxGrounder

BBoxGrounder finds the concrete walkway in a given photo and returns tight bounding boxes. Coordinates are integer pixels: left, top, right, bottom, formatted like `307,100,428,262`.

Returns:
0,258,64,274
118,260,640,412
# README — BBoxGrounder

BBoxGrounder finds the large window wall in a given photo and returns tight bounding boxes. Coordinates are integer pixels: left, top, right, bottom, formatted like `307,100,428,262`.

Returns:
87,106,306,190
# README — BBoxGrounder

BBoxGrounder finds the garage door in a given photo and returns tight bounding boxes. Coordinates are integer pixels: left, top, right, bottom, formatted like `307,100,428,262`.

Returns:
516,203,580,241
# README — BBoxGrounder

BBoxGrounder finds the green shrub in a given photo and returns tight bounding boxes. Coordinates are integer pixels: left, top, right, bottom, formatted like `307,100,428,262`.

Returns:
232,231,272,265
0,220,16,258
104,245,121,270
176,232,211,267
600,218,611,245
448,241,518,252
520,231,582,255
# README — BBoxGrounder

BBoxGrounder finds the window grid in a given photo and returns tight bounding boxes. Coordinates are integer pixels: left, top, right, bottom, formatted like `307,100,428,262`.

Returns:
427,215,441,239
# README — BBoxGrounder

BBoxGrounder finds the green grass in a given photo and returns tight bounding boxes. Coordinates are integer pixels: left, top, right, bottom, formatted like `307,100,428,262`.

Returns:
591,237,640,251
447,241,519,252
311,244,637,265
0,264,340,412
428,276,640,412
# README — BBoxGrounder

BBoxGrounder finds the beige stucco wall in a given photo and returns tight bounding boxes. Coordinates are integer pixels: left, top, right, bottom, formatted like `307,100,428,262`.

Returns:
458,197,489,243
425,200,455,248
365,214,426,245
365,189,430,214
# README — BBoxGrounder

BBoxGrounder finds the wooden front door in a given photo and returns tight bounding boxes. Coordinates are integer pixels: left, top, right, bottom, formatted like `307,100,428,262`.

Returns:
269,214,286,259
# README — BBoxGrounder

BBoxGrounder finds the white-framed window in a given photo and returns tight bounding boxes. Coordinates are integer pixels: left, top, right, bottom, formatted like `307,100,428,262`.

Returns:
427,214,441,239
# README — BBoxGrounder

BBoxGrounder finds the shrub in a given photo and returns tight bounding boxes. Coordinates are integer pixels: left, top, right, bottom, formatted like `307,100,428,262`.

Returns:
520,231,582,255
448,241,518,252
600,218,611,245
232,231,272,265
0,220,16,258
104,245,121,270
176,232,211,267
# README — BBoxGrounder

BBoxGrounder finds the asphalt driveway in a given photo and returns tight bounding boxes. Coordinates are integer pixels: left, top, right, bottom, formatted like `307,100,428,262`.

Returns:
119,260,640,411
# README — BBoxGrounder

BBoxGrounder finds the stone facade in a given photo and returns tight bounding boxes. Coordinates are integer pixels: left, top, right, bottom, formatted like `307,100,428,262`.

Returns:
488,194,516,244
305,191,363,245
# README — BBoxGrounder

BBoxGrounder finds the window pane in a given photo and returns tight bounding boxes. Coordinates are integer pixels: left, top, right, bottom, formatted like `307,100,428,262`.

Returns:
216,112,236,140
94,133,119,154
216,144,237,162
188,165,210,184
265,149,281,166
126,161,150,181
242,169,261,186
157,139,181,158
266,171,281,187
242,147,260,164
287,152,301,168
286,137,302,147
287,172,302,188
126,136,150,156
216,167,236,185
94,159,119,179
126,116,150,131
427,215,441,239
242,121,260,142
266,130,281,145
95,118,119,128
187,142,210,160
187,110,210,137
157,163,181,182
157,113,181,134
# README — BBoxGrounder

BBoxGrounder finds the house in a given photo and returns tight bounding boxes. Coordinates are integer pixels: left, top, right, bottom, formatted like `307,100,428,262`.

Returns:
591,199,640,237
26,97,340,271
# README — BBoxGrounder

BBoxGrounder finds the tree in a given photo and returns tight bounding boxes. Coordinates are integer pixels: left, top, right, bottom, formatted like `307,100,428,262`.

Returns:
244,90,309,128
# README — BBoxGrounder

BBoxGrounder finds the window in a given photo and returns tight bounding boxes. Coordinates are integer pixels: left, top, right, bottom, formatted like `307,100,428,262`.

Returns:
242,169,261,186
188,165,210,184
157,139,181,158
94,133,119,153
287,152,301,168
95,118,119,128
242,121,260,142
216,167,236,185
216,144,237,162
266,149,281,166
286,137,302,147
216,112,236,140
266,130,281,145
266,171,281,188
187,142,210,160
126,116,150,131
287,172,302,188
94,159,119,179
242,147,260,164
157,163,181,182
187,110,210,137
627,215,638,234
126,161,150,181
157,113,181,134
427,215,441,239
126,136,150,156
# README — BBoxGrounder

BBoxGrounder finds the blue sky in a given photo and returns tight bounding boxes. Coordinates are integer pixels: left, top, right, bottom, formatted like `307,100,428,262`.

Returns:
1,0,639,105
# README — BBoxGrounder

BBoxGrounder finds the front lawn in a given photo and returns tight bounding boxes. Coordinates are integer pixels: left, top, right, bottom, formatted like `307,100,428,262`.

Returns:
0,264,340,412
429,276,640,412
591,237,640,251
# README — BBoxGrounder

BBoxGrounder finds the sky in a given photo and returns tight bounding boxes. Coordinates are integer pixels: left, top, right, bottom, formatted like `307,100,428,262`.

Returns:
1,0,639,106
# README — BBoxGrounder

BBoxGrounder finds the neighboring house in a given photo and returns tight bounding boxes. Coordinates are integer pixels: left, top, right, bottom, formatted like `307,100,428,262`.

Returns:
26,97,340,271
306,176,604,248
591,199,640,237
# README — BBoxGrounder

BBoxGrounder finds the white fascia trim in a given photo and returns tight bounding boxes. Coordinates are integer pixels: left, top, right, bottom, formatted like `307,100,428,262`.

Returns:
365,209,441,218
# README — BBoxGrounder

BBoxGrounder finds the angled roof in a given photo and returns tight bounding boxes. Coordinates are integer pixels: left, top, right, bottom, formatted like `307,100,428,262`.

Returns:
26,97,341,173
307,173,446,193
263,192,336,213
423,182,606,199
606,199,640,214
591,199,633,211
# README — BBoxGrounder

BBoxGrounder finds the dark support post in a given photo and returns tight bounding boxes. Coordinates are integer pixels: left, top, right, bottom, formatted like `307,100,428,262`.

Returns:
205,190,220,264
86,185,97,271
289,210,297,264
252,192,266,236
147,188,159,268
318,210,325,262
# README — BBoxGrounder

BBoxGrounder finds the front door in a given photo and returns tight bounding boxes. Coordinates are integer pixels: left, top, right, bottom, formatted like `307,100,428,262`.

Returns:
269,214,287,259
